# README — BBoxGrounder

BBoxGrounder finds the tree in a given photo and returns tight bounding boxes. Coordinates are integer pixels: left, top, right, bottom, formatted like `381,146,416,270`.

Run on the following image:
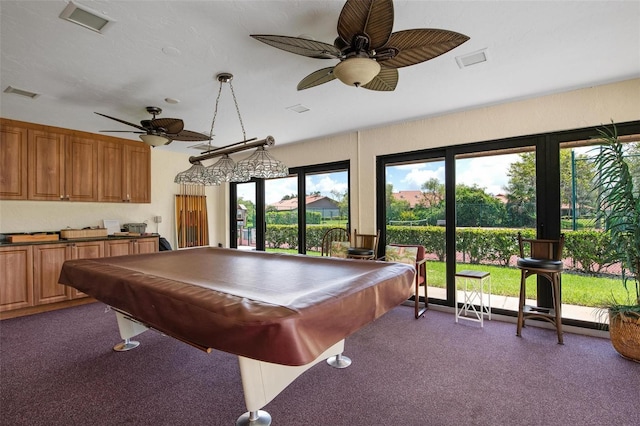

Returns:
237,197,255,228
385,183,411,223
504,152,536,227
456,184,506,227
421,178,445,206
561,150,597,220
330,189,349,218
504,150,598,227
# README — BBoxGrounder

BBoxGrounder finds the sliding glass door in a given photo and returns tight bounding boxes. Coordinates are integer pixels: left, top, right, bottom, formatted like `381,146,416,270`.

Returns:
377,121,640,329
264,175,298,253
454,148,536,314
384,159,446,302
234,181,256,249
559,135,640,324
305,169,349,255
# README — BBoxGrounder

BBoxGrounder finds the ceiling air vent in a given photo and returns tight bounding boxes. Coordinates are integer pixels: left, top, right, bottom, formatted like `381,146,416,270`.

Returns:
455,49,488,69
286,104,310,114
59,1,114,34
4,86,40,99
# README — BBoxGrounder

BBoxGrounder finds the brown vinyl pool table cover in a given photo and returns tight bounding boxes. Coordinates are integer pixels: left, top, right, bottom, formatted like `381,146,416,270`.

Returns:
59,247,414,365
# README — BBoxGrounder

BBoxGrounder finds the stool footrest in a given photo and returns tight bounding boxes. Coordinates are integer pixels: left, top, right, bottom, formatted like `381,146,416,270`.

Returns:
523,305,556,317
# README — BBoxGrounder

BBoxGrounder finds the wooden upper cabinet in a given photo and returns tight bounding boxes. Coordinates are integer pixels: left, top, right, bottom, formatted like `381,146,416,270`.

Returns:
26,130,98,201
66,136,99,201
98,139,125,202
98,139,150,203
0,124,28,199
27,129,66,200
125,143,151,203
1,119,150,203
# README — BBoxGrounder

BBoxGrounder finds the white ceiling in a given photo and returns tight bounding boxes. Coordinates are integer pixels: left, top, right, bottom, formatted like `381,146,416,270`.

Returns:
1,1,639,155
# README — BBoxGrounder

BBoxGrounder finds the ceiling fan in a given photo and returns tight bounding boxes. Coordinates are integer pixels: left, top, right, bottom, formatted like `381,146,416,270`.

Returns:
95,106,211,147
251,0,469,91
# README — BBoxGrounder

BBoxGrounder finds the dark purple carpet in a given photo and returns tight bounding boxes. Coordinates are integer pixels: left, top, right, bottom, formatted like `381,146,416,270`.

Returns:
1,302,638,425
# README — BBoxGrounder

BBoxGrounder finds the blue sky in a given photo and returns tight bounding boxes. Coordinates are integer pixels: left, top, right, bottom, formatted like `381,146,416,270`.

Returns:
238,154,519,205
236,145,605,205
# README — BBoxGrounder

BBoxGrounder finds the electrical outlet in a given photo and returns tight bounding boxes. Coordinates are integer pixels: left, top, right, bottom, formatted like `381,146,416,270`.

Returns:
154,216,162,224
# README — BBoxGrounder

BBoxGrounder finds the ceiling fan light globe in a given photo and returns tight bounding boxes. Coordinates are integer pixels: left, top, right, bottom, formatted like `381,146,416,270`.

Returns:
140,134,170,147
333,58,381,87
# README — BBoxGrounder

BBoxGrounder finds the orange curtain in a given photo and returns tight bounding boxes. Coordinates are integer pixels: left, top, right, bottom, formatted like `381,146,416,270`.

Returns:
175,184,209,248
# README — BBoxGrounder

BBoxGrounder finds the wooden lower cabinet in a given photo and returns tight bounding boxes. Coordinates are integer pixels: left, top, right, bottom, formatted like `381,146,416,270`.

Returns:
0,236,158,318
69,240,105,299
135,237,159,254
103,238,133,257
104,237,159,256
33,243,71,305
0,245,33,312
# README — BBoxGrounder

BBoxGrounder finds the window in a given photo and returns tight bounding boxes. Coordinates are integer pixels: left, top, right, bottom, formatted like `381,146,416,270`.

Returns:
230,161,350,254
377,121,640,329
384,159,447,302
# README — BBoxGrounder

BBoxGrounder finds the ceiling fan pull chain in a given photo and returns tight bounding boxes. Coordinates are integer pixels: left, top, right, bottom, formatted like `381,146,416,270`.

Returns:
229,81,247,141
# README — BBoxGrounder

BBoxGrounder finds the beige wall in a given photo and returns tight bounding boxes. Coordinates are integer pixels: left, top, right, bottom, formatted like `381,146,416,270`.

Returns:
2,79,638,248
243,78,640,237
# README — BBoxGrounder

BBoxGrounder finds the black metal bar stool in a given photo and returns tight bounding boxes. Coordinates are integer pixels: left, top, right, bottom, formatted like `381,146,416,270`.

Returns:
516,232,565,344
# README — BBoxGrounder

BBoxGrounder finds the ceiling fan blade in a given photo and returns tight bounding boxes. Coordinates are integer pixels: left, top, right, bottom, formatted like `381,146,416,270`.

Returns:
151,118,184,135
250,35,341,59
94,112,147,131
100,130,145,134
297,67,336,91
171,130,211,142
337,0,394,50
361,67,398,91
381,29,470,69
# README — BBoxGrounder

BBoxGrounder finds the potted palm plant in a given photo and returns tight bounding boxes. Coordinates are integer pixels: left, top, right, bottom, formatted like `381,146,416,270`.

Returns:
591,123,640,362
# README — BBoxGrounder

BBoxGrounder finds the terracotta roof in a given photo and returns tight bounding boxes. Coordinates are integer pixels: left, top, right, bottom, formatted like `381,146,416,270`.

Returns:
269,195,331,210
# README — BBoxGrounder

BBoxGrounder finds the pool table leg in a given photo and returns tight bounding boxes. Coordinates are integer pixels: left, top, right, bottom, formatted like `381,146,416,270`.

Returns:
236,340,346,426
326,352,352,369
235,410,271,426
113,310,148,352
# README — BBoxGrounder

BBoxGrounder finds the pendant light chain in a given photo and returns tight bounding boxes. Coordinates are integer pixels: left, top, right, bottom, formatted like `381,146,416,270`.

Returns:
207,81,224,143
228,80,247,142
174,72,287,186
207,78,247,145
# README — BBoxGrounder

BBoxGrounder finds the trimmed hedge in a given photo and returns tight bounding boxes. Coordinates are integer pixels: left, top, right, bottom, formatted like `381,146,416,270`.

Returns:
265,224,618,275
387,225,615,275
265,225,339,251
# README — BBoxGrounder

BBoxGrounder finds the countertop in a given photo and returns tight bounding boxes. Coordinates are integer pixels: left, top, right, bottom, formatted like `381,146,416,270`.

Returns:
0,233,160,247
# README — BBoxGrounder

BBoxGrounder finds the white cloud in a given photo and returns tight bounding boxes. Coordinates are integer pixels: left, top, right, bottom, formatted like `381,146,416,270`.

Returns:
307,175,348,197
388,163,445,190
456,154,519,195
265,177,297,204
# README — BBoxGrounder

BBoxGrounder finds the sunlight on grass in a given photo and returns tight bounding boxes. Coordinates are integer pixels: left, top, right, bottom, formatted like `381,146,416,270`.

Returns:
265,249,628,307
427,261,627,307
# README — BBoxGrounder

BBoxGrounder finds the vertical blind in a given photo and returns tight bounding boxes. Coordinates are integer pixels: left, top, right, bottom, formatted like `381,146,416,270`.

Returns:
175,184,209,248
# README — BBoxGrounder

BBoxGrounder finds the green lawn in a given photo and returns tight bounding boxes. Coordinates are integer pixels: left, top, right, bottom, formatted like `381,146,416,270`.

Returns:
427,261,629,307
268,248,630,307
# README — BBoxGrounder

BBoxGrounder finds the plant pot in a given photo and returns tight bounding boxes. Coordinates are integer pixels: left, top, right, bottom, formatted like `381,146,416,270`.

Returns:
609,310,640,363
